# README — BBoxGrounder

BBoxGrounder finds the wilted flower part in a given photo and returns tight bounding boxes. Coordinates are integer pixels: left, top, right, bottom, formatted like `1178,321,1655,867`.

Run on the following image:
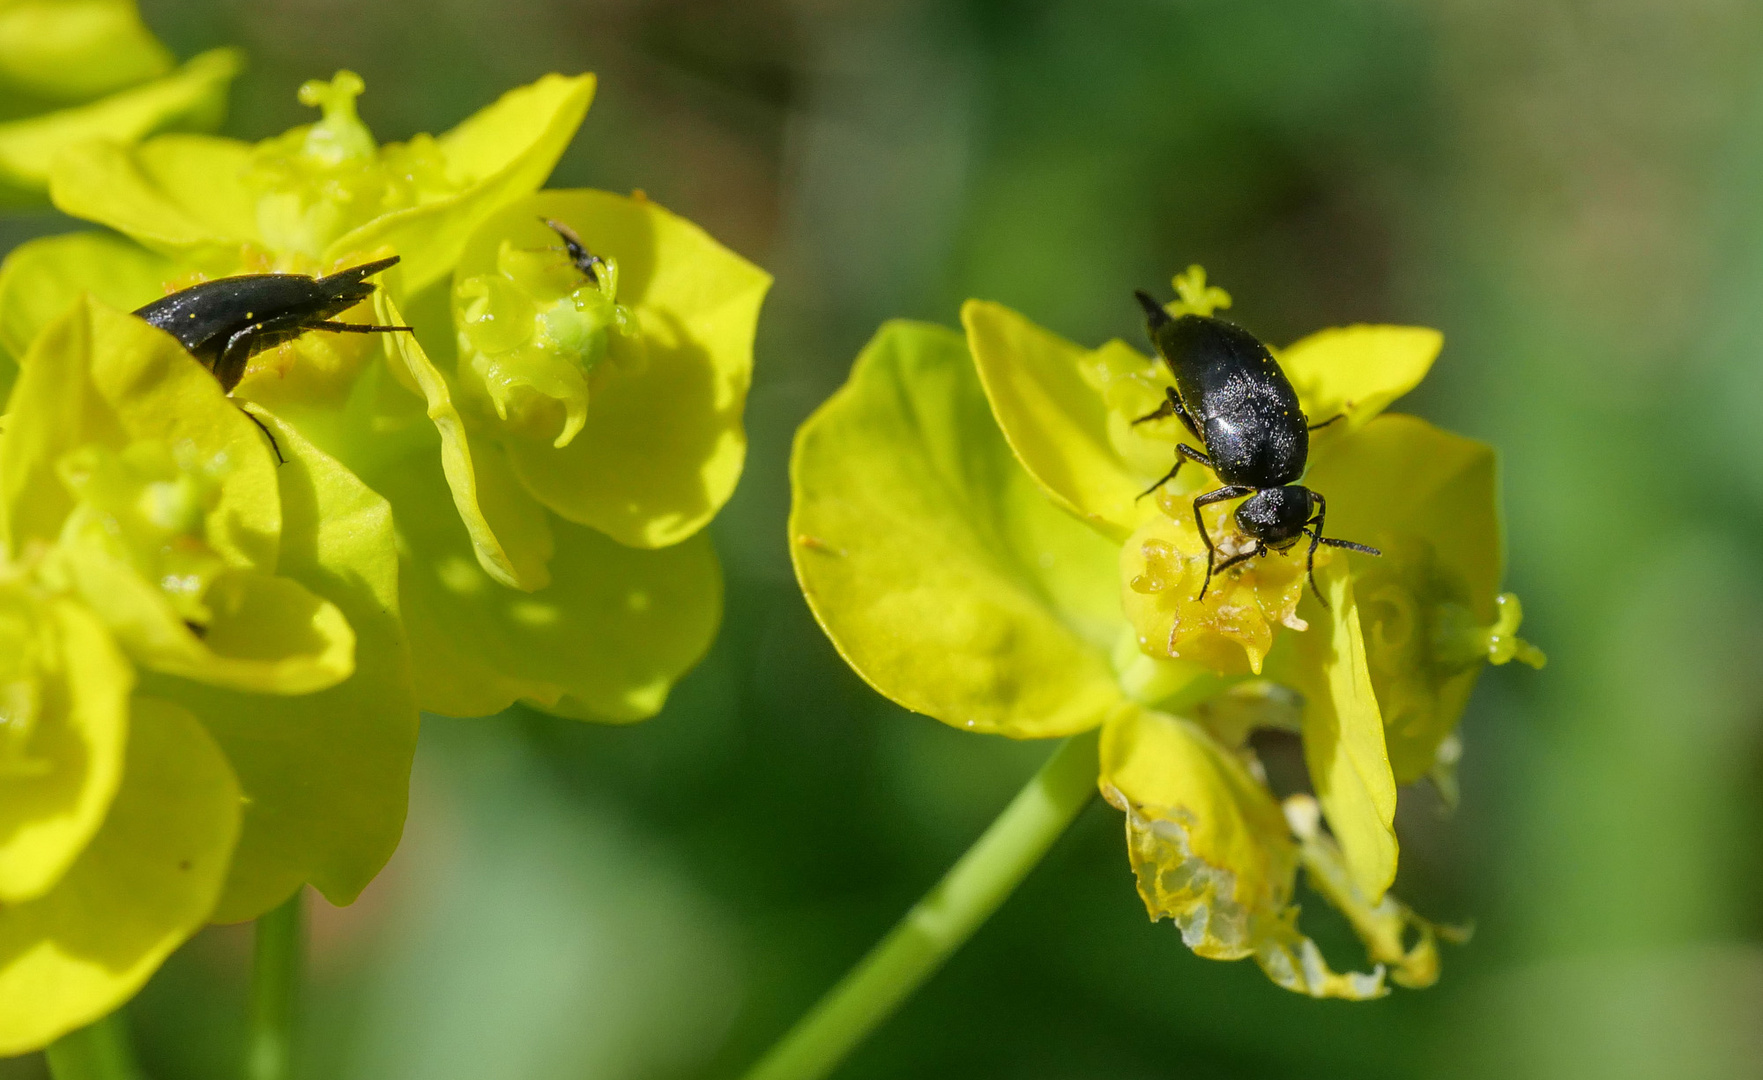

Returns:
793,308,1531,998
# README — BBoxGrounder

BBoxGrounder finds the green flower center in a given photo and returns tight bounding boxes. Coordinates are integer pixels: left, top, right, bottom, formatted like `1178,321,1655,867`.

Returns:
54,441,230,628
244,70,455,257
453,235,642,448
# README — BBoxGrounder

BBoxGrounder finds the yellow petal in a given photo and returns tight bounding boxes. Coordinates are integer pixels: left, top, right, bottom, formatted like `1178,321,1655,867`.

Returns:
961,299,1158,541
329,74,596,293
792,320,1124,738
50,131,257,264
390,447,725,721
1277,325,1441,438
0,596,132,904
0,696,239,1056
155,414,416,920
376,290,553,590
0,231,176,360
1302,413,1505,783
0,1,172,102
56,541,354,694
0,47,241,194
1267,559,1398,902
463,190,770,548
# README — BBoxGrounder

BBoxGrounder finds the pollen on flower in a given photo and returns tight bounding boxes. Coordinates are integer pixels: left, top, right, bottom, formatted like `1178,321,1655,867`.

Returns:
1120,494,1312,675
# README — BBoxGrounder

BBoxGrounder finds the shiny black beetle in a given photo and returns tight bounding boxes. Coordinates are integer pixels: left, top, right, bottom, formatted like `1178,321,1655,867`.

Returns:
133,255,412,395
132,255,412,461
1132,289,1379,604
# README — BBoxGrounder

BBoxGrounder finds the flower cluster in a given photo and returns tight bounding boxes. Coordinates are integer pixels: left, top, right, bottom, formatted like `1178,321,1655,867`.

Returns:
0,68,765,1050
790,269,1540,998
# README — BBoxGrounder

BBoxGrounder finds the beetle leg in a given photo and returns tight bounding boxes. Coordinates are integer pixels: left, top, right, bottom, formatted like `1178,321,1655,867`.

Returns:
1137,442,1214,501
1132,386,1182,424
305,320,415,334
1212,541,1266,577
1307,412,1346,431
1132,387,1204,440
1300,491,1382,609
1192,484,1254,600
240,407,286,465
214,324,262,395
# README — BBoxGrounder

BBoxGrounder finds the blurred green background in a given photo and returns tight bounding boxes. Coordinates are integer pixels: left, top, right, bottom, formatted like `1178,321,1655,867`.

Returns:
8,0,1763,1077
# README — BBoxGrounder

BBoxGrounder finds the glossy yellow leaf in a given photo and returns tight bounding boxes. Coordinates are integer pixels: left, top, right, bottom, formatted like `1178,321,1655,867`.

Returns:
0,47,240,193
50,131,256,265
0,1,172,102
961,300,1152,541
1303,413,1509,783
461,190,770,548
55,541,354,694
375,434,723,722
791,320,1123,738
1098,705,1296,959
0,231,175,359
0,696,239,1055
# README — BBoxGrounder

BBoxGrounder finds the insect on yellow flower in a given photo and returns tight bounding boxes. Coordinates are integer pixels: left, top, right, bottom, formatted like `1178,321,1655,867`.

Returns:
789,267,1542,1012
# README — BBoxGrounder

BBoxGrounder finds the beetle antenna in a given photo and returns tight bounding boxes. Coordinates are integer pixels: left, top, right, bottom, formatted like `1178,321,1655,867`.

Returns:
1135,290,1172,331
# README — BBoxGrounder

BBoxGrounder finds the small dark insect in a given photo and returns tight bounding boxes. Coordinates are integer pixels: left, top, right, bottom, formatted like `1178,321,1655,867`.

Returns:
540,217,606,285
1132,289,1379,606
132,255,413,461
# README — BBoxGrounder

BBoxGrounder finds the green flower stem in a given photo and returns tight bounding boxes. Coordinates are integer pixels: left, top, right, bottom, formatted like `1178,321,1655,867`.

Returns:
247,889,304,1080
742,727,1101,1080
44,1011,146,1080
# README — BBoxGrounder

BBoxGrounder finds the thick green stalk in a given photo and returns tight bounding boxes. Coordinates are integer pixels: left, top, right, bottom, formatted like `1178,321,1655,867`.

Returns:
44,1012,145,1080
742,727,1101,1080
247,889,304,1080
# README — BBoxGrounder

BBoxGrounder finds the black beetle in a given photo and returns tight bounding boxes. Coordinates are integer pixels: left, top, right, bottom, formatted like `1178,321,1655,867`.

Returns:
133,255,412,395
132,255,412,461
1132,289,1379,605
540,217,606,284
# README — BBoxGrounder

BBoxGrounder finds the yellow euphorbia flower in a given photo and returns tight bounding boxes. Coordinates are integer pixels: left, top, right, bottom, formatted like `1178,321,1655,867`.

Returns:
0,71,768,724
1,299,416,941
791,286,1538,997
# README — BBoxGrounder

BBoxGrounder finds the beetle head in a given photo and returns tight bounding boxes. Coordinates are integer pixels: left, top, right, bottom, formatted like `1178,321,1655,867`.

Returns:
1235,486,1314,549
